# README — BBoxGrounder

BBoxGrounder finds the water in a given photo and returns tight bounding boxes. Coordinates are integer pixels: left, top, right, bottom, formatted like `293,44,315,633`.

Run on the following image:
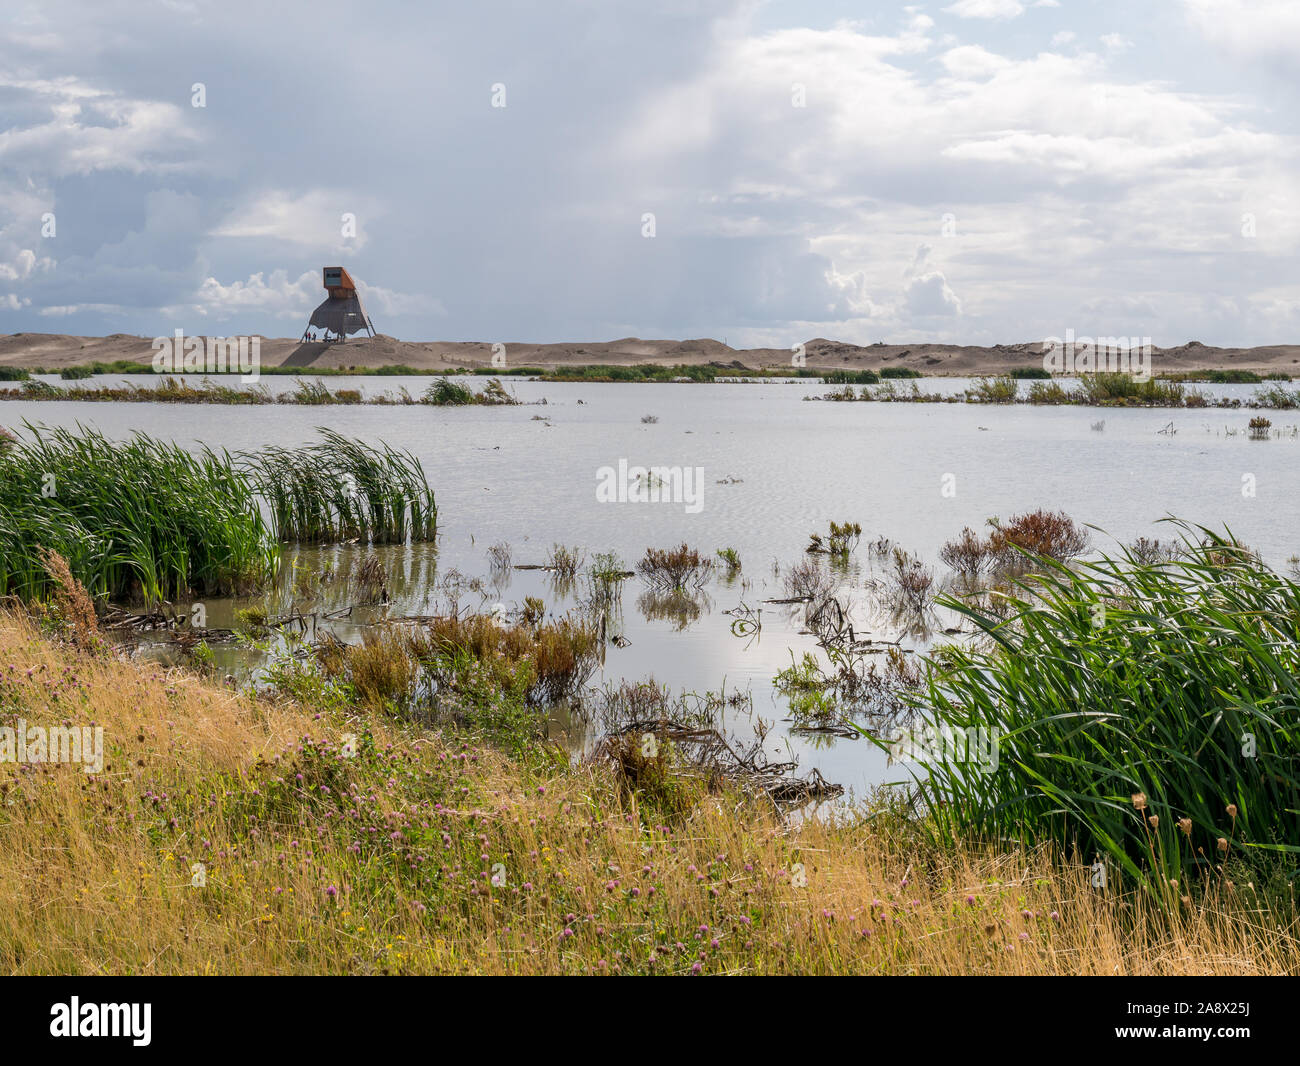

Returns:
6,378,1298,798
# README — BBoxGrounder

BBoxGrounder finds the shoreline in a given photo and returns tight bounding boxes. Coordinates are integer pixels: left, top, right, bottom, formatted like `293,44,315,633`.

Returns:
5,371,1300,409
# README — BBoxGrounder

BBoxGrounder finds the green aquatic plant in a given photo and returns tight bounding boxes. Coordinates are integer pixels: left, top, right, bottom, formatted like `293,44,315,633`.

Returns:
716,547,742,575
250,428,437,545
423,378,519,406
0,425,437,603
1252,384,1300,409
965,375,1018,403
821,369,880,385
806,521,861,558
901,521,1300,888
0,423,278,602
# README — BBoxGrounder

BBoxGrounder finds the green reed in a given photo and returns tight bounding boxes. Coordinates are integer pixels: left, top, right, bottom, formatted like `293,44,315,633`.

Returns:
902,520,1300,886
248,428,436,545
0,423,277,602
0,425,437,603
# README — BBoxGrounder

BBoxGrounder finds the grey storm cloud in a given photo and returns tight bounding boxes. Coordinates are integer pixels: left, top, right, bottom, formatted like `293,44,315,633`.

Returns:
0,0,1297,346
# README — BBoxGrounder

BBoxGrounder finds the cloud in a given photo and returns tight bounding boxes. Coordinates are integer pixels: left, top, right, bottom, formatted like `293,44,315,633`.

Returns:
39,302,119,316
0,249,44,281
904,271,962,316
0,0,1297,346
0,73,199,178
943,0,1026,19
903,244,962,317
941,45,1013,78
1182,0,1300,62
212,190,377,251
188,270,318,318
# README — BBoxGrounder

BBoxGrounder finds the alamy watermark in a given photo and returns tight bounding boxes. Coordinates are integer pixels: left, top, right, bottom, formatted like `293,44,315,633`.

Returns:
887,723,1000,774
151,329,261,383
50,997,151,1046
596,459,704,514
0,720,104,773
1042,330,1151,382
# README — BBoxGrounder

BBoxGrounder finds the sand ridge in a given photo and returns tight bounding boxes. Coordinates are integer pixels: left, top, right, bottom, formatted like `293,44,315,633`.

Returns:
2,332,1297,375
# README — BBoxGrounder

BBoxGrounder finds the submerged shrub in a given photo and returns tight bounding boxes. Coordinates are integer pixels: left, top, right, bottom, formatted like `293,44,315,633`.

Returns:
424,378,476,405
716,547,742,575
783,558,837,606
636,544,713,590
885,549,935,613
806,521,862,557
938,511,1089,581
1026,380,1074,405
547,544,585,579
1253,384,1300,409
939,527,996,576
411,610,600,705
965,375,1018,404
988,510,1090,569
1127,536,1181,565
423,378,518,405
1074,373,1185,406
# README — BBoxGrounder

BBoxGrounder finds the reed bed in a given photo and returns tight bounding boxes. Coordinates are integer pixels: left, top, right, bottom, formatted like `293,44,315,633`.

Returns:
407,610,601,707
0,423,277,601
0,425,437,602
248,429,436,545
0,377,404,405
910,521,1300,889
422,378,518,406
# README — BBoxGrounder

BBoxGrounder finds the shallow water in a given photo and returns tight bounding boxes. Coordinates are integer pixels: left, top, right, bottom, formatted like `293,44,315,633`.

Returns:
6,379,1299,798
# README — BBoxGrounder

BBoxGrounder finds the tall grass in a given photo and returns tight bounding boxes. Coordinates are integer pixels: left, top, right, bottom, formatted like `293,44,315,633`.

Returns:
250,428,436,545
8,603,1297,974
422,378,518,406
821,369,880,385
1253,384,1300,409
0,423,277,601
0,425,437,602
965,375,1019,403
1072,373,1187,406
907,521,1300,888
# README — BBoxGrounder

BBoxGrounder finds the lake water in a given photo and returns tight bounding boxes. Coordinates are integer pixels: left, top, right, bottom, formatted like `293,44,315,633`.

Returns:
5,377,1298,799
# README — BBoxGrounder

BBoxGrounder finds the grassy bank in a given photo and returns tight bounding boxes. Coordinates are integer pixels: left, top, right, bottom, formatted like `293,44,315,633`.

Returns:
2,607,1297,975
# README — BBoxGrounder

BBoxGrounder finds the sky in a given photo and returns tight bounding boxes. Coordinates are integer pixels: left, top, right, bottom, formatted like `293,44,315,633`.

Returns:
0,0,1296,347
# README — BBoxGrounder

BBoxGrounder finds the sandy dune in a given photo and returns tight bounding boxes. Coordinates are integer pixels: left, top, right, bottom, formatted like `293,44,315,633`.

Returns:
2,332,1298,376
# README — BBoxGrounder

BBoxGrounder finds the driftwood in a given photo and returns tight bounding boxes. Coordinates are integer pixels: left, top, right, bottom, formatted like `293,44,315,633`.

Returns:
595,716,843,807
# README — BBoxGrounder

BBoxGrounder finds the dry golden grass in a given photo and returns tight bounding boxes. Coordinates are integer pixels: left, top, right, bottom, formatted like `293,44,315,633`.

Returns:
1,610,1297,975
